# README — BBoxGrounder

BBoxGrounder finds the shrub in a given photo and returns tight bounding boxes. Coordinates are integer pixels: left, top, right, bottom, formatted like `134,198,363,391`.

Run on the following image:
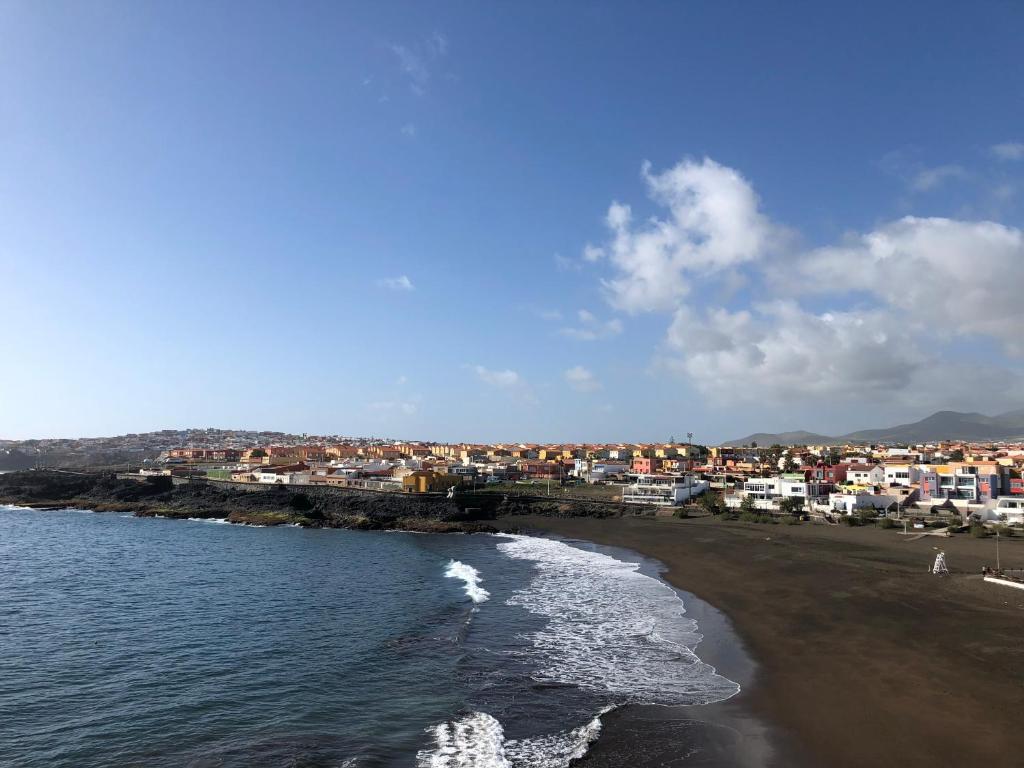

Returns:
991,524,1015,538
842,515,862,526
741,511,776,524
672,508,689,519
879,517,896,529
970,524,989,538
783,515,801,525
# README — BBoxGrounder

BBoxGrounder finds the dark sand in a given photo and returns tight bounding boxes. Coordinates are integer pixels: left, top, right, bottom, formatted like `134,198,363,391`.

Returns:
498,515,1024,767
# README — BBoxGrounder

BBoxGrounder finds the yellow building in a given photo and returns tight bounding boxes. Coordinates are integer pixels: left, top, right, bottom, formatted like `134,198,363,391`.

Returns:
403,470,458,494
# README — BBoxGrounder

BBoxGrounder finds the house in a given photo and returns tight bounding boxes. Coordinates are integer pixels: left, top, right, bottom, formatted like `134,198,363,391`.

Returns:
828,487,897,514
630,456,657,475
919,464,1001,503
519,460,560,479
990,497,1024,526
883,464,919,487
726,473,832,510
621,474,708,506
255,463,310,484
403,470,458,494
845,465,884,486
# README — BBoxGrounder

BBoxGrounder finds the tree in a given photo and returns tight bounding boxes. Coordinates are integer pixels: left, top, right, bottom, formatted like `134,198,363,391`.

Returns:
779,496,804,516
699,493,722,516
950,448,965,462
740,495,757,514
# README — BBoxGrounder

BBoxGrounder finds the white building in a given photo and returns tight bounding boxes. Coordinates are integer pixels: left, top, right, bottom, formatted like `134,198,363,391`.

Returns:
846,465,885,485
621,474,708,506
827,489,896,514
989,497,1024,526
725,474,831,510
883,464,919,487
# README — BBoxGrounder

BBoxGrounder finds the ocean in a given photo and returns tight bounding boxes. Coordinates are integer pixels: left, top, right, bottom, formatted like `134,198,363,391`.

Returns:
0,506,739,767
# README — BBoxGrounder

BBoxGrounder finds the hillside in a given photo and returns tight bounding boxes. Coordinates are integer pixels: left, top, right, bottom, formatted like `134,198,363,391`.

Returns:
724,409,1024,446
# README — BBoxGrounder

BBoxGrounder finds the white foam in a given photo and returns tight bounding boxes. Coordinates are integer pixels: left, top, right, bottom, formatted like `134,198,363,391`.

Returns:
417,711,603,768
186,517,231,524
445,560,490,604
417,712,508,768
497,534,739,706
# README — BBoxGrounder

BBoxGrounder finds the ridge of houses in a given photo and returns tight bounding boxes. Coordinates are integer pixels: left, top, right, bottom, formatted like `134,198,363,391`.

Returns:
147,438,1024,526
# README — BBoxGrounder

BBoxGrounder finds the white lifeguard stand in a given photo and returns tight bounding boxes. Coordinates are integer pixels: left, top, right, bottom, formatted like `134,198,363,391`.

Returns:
931,551,949,575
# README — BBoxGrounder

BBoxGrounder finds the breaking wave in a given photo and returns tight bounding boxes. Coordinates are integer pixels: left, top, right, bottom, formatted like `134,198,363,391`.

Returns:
445,559,490,604
497,534,739,705
416,710,603,768
421,534,738,767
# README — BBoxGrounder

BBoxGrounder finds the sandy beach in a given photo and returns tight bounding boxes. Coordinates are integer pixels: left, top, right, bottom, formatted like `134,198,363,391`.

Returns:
498,515,1024,768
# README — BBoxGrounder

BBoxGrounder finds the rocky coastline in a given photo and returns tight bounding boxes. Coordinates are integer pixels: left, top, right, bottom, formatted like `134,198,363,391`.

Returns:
0,470,631,532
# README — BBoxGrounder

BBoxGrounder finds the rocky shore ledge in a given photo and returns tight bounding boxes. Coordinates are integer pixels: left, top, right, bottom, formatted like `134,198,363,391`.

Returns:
0,470,630,531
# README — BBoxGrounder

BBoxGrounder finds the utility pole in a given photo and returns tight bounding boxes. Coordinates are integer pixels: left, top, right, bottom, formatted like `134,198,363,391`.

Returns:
996,529,1001,572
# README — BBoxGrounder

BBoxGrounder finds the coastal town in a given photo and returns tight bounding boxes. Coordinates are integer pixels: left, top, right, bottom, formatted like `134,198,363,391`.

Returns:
84,434,1024,530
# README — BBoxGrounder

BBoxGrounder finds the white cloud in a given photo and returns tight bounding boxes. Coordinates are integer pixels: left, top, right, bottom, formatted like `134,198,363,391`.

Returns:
909,164,967,191
391,44,429,89
991,142,1024,161
377,275,415,292
559,309,623,341
428,31,449,57
583,156,1024,410
390,33,448,96
582,244,604,262
662,301,1024,410
599,158,783,313
554,253,580,272
369,400,418,416
472,365,521,388
796,216,1024,354
564,365,600,392
663,302,923,402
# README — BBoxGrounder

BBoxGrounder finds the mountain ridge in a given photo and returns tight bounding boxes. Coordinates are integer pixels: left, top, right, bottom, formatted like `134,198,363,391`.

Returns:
724,409,1024,446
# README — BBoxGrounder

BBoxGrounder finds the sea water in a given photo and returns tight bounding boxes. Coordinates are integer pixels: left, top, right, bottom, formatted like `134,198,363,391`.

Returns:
0,506,738,767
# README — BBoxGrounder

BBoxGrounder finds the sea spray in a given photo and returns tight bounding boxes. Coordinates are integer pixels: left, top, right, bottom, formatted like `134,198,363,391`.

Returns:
445,559,490,604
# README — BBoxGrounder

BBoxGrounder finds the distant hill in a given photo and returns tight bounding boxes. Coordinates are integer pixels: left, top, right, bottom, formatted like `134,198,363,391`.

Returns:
724,430,840,447
724,409,1024,446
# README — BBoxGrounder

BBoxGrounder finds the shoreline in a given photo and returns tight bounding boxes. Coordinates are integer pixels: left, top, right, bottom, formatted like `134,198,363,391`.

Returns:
498,515,1024,768
510,529,789,768
602,554,780,768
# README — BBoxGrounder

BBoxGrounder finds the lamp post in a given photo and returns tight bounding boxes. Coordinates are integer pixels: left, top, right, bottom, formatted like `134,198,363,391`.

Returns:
687,432,693,502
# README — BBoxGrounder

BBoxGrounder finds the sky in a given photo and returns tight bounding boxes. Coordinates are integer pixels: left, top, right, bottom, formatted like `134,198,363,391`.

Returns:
2,1,1024,444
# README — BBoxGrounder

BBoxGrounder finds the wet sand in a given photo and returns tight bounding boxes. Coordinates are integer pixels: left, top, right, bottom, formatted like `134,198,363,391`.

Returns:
498,515,1024,767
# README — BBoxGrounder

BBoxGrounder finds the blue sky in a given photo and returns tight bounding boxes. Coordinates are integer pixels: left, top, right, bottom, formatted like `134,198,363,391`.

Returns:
2,1,1024,443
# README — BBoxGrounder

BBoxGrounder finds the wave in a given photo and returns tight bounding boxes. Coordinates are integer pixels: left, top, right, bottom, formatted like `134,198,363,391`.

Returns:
416,710,602,768
186,517,231,524
445,560,490,604
496,534,739,706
